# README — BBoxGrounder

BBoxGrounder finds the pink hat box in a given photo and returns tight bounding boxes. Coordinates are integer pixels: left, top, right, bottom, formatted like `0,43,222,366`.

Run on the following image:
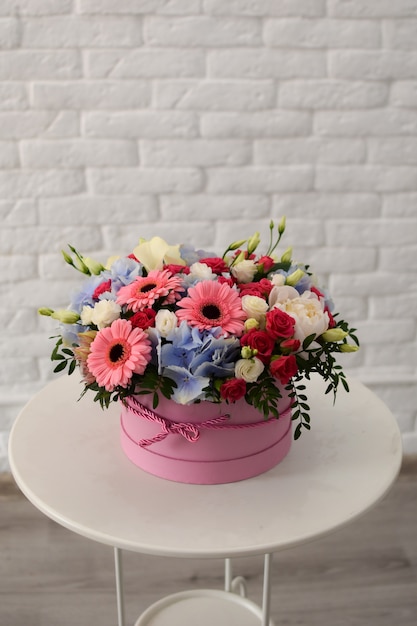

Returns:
120,390,293,484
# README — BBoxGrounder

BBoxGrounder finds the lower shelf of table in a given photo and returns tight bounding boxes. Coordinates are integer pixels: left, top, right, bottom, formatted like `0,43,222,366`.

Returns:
134,589,274,626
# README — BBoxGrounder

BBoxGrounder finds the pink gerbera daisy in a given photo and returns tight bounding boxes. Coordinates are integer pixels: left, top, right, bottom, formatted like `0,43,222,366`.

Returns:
87,318,151,391
176,281,246,336
116,269,183,312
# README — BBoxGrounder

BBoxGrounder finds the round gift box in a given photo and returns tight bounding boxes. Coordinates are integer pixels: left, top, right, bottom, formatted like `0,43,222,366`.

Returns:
120,391,293,485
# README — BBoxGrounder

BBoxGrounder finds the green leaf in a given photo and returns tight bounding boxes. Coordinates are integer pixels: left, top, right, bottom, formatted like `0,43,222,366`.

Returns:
53,361,67,373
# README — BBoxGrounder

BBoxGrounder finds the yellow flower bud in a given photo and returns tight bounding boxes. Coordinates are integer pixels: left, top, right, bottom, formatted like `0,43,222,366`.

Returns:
50,309,80,324
280,246,293,264
83,257,105,275
285,268,305,286
321,328,349,342
278,216,286,235
339,343,359,353
247,231,261,255
241,346,254,359
228,238,247,251
38,307,54,317
244,317,260,331
61,250,73,266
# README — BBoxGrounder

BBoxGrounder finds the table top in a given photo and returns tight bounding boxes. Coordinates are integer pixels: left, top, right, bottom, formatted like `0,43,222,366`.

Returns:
9,373,402,559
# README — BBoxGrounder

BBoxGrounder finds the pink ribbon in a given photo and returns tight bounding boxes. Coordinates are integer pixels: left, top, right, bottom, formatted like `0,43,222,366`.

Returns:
122,396,292,450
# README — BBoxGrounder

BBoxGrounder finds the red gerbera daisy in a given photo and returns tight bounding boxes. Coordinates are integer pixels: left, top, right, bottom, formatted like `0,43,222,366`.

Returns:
176,280,246,336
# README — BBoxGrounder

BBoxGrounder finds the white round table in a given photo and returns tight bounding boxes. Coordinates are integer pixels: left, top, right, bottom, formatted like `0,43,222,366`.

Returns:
9,374,402,626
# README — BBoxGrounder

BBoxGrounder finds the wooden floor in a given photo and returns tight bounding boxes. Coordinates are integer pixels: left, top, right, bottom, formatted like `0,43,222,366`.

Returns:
1,462,417,626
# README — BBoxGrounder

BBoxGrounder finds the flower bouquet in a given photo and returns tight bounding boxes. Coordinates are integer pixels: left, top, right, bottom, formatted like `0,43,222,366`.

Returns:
40,218,358,484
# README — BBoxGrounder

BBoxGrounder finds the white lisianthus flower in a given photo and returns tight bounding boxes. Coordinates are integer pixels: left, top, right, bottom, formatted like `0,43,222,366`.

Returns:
133,236,185,272
241,295,268,321
235,356,264,383
80,305,94,326
273,291,329,343
231,259,258,283
91,300,121,329
188,262,216,281
270,273,286,287
155,309,178,337
268,285,299,308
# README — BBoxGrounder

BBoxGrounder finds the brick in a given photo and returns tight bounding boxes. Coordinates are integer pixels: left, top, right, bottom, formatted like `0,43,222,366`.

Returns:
0,83,28,110
391,81,417,107
32,81,150,110
204,0,326,17
279,80,388,109
144,16,261,46
328,0,417,18
0,18,19,47
382,193,417,217
0,170,85,199
272,193,381,218
383,19,417,49
22,16,142,47
141,139,251,167
0,226,101,255
206,166,314,193
370,293,417,319
0,200,37,225
254,138,365,165
21,139,138,168
316,166,417,192
0,142,19,168
83,111,198,139
0,111,75,139
329,272,413,297
102,222,216,252
0,50,81,80
365,345,417,369
40,111,80,138
160,194,270,220
380,245,417,271
39,196,158,225
86,49,205,79
330,51,417,80
89,167,203,194
353,319,415,345
368,138,417,165
328,296,368,320
0,358,39,385
201,111,311,138
154,80,275,111
209,49,326,79
292,246,377,274
315,109,417,136
0,256,37,281
264,18,380,49
0,0,73,15
325,219,417,247
77,0,201,14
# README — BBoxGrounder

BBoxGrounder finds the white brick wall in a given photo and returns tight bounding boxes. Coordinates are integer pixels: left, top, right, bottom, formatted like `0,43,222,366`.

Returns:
1,0,417,471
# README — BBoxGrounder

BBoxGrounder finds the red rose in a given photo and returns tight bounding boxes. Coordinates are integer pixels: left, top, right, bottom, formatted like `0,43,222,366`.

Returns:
270,355,298,385
310,286,324,299
239,278,273,299
257,255,275,272
164,264,190,275
280,338,300,353
130,308,157,329
92,279,112,300
266,308,296,340
220,378,247,402
217,276,235,287
240,329,275,364
326,308,336,328
200,257,229,275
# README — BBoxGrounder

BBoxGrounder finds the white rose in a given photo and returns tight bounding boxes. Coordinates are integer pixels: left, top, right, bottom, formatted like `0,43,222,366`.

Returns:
235,357,264,383
231,259,257,283
189,262,216,281
268,285,299,308
155,309,178,337
274,291,329,343
91,300,121,329
80,305,94,326
241,295,268,321
270,273,286,287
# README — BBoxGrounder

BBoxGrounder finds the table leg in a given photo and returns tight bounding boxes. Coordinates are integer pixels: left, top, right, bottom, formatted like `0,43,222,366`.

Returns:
262,553,272,626
114,547,126,626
